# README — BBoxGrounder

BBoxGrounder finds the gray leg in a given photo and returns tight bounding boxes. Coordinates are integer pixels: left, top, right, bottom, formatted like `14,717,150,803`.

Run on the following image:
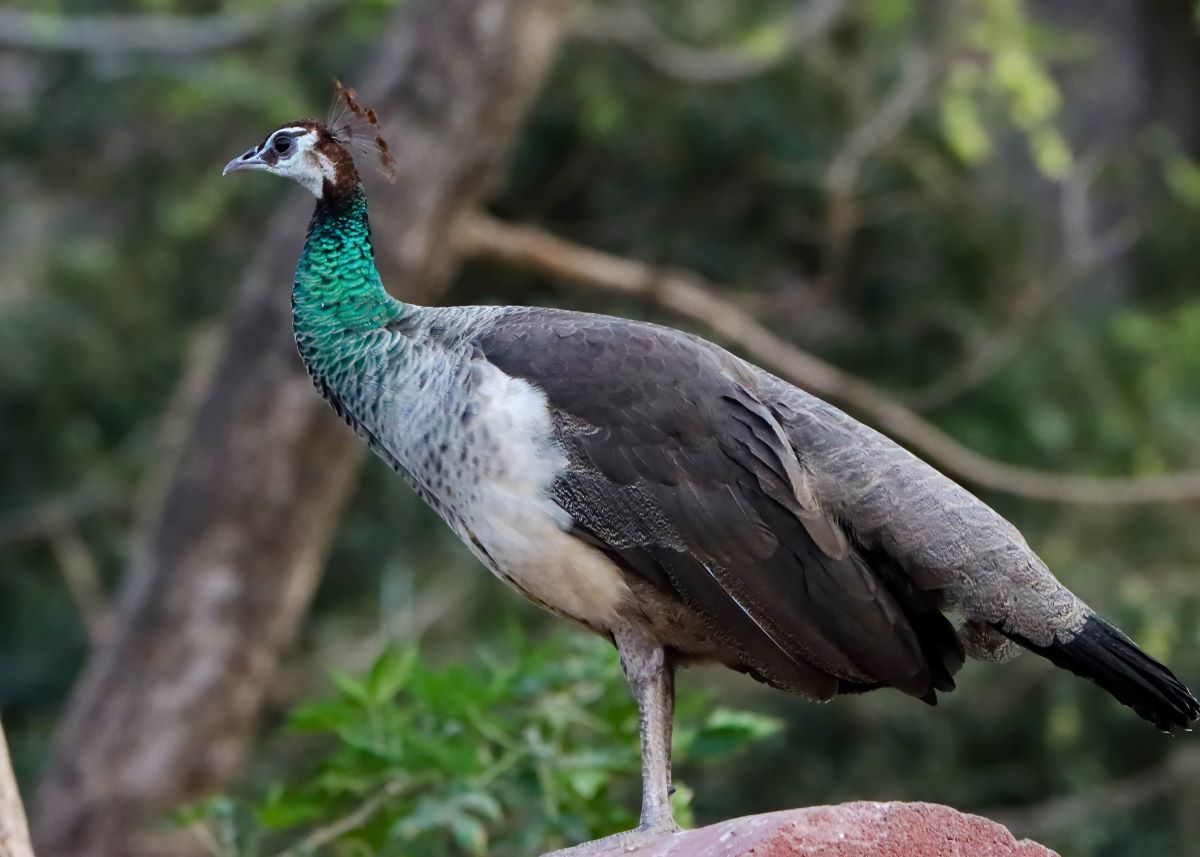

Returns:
540,625,681,856
617,624,678,831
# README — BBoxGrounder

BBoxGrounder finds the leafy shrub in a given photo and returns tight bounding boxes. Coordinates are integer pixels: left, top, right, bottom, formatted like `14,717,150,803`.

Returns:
179,631,782,856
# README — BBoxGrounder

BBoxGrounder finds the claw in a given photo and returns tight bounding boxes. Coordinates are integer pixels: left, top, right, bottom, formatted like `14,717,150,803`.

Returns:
540,820,682,857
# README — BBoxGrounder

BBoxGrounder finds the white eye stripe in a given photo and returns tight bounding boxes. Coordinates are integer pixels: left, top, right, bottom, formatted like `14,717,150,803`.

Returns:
258,128,327,197
262,127,312,152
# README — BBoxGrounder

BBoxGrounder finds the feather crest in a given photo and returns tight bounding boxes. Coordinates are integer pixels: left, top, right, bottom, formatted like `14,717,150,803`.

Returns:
328,78,397,183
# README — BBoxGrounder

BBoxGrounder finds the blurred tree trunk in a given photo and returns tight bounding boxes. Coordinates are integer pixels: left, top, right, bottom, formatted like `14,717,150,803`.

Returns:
31,2,567,856
0,719,34,857
1028,0,1200,307
1033,0,1200,153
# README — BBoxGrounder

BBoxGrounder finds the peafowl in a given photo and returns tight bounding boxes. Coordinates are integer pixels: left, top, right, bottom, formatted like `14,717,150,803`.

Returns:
222,88,1198,854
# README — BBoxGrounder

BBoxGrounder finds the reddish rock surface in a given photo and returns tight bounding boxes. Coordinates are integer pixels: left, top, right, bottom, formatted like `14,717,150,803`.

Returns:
619,802,1057,857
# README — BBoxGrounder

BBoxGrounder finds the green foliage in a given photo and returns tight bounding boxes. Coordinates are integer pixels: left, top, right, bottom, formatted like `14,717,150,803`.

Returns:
180,633,781,856
941,0,1071,177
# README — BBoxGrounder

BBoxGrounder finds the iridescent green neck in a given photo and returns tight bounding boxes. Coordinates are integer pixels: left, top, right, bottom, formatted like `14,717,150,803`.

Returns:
292,185,405,344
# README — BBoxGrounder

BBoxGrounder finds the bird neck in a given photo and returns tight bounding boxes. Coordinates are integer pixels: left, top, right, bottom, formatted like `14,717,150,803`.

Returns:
292,183,405,343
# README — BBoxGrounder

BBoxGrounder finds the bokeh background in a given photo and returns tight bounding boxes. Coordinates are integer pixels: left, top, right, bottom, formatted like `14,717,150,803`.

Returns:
3,0,1200,855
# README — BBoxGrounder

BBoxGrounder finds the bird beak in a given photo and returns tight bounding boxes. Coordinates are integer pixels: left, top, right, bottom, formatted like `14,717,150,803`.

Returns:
222,147,267,176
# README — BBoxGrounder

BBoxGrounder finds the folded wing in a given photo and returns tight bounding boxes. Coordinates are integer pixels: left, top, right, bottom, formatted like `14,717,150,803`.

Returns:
477,308,964,702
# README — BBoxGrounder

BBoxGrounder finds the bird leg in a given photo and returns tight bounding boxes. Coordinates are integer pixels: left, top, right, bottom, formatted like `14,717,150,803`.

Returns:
621,624,678,833
540,625,681,856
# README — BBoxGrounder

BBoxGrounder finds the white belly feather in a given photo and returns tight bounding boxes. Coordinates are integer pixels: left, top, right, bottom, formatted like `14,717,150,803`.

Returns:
451,362,630,630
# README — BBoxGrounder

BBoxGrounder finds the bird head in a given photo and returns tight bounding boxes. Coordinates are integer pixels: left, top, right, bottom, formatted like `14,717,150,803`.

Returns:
222,81,395,199
222,120,351,197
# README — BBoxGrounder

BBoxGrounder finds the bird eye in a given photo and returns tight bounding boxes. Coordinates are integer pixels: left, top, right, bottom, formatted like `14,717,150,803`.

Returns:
272,135,295,156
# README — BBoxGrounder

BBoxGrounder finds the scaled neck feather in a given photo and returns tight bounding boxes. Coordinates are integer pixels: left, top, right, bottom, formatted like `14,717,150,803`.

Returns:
292,182,405,351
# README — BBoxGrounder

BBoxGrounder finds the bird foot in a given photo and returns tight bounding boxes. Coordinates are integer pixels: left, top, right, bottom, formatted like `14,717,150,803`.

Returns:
540,819,683,857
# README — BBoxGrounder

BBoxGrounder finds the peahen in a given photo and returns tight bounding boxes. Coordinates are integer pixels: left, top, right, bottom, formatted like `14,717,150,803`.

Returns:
222,90,1198,854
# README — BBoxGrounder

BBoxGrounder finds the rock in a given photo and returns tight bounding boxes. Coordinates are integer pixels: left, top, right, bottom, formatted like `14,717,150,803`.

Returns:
614,802,1057,856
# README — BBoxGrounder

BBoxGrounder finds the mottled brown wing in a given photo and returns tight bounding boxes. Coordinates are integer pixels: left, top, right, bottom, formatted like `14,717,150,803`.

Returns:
477,307,963,701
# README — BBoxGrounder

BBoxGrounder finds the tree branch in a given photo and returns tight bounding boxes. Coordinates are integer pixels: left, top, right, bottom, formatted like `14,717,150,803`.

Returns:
0,718,34,857
570,0,847,84
0,489,123,549
459,212,1200,505
816,48,938,298
0,1,340,56
42,512,112,649
824,50,937,193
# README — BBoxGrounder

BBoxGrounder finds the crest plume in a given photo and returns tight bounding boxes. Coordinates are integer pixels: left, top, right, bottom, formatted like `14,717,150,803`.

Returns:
329,78,397,183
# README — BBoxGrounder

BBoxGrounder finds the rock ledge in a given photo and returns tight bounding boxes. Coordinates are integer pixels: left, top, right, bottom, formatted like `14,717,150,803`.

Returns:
611,801,1057,856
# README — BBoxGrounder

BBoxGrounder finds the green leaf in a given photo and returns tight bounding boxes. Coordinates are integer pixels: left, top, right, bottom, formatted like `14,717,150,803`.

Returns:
703,707,785,739
670,782,696,829
367,645,419,703
940,74,991,166
392,796,444,839
566,769,608,800
288,698,360,732
690,708,784,759
1165,155,1200,209
313,768,390,798
451,815,489,856
329,669,372,706
868,0,913,32
254,786,327,831
456,791,504,823
1029,126,1071,180
169,797,227,828
738,23,787,61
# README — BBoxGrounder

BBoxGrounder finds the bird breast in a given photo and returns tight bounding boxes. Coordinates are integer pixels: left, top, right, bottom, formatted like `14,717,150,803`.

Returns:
371,353,632,631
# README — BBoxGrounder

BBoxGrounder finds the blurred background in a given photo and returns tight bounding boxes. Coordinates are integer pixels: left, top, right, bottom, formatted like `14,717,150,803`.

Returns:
3,0,1200,855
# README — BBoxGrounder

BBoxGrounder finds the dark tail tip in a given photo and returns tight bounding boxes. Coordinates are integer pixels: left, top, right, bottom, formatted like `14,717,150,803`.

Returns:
998,615,1199,733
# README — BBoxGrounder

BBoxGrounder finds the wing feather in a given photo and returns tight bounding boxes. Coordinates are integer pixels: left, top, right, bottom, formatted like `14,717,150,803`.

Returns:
477,308,962,700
